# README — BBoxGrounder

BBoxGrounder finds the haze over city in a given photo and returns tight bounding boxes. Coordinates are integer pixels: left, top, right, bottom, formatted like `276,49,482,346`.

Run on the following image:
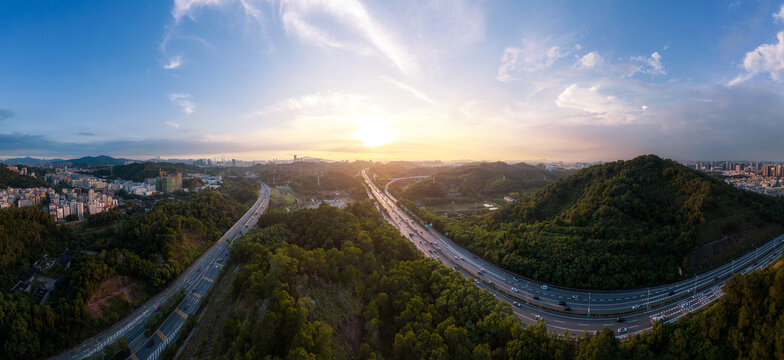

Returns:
3,0,784,162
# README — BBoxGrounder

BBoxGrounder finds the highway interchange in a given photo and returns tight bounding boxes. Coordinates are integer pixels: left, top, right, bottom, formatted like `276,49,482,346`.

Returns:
52,184,270,360
362,169,784,337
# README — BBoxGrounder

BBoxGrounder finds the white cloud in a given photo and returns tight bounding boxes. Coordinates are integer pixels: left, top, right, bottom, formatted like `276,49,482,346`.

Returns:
555,84,636,124
626,51,666,76
496,38,570,82
168,93,196,114
165,121,180,128
254,92,371,117
774,4,784,22
163,55,183,69
280,0,417,76
172,0,228,22
641,105,648,111
729,31,784,86
576,51,603,69
380,76,435,104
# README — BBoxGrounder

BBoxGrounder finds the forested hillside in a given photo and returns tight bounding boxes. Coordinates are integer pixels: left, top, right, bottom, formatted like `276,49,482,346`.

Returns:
205,202,571,359
403,155,784,289
0,192,246,359
0,207,73,288
0,166,49,188
88,162,200,181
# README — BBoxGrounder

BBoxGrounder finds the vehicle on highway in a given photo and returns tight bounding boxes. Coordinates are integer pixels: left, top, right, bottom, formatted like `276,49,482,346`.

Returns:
198,267,202,272
572,294,579,299
155,306,161,312
535,315,542,321
558,300,566,306
512,301,522,308
511,287,519,293
532,295,539,300
681,302,691,308
184,303,190,310
475,280,481,285
563,306,571,311
541,285,548,290
632,304,640,310
617,327,628,334
668,289,675,296
650,316,665,324
616,317,624,322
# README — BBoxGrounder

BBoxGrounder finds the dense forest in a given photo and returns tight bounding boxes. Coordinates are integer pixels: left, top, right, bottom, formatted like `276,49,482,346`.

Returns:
399,155,784,289
396,162,571,204
0,192,247,359
191,201,784,359
210,202,572,359
0,206,73,288
87,162,201,181
0,166,49,188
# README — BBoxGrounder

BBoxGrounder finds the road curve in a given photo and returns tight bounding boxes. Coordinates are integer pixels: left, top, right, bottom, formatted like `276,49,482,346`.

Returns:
362,169,784,336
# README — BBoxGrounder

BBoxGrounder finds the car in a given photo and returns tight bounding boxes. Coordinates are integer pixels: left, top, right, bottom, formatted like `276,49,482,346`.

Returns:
668,290,675,296
513,301,522,308
511,287,519,293
535,315,543,321
681,302,691,308
460,256,465,261
541,285,548,290
155,306,161,312
488,281,495,286
714,276,720,283
572,294,579,300
617,327,628,334
558,300,566,306
616,317,625,322
632,304,641,310
563,306,571,311
197,267,202,272
475,280,481,285
513,277,519,281
184,303,190,310
532,295,539,300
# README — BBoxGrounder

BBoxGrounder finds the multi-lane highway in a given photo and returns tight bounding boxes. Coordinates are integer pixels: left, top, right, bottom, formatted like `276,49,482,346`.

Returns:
362,169,784,336
52,184,271,360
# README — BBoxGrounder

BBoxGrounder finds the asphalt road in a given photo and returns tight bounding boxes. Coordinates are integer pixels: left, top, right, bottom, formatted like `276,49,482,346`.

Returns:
362,170,784,336
51,184,271,360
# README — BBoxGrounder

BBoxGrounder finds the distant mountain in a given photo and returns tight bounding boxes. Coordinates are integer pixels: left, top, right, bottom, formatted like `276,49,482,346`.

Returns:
424,155,784,289
2,155,132,168
3,157,65,166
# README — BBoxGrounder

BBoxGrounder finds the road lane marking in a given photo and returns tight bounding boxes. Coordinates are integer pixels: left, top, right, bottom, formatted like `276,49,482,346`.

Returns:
156,329,167,342
175,309,188,318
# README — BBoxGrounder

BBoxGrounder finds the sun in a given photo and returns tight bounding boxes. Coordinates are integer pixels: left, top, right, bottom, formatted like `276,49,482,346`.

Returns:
354,116,396,147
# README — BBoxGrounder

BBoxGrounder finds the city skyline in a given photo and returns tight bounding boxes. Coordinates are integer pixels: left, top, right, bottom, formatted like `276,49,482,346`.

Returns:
3,1,784,161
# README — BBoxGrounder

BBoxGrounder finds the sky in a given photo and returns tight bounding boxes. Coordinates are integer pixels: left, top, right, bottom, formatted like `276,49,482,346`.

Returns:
2,0,784,162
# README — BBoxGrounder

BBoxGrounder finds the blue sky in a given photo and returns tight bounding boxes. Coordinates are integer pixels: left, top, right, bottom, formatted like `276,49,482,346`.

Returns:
2,0,784,161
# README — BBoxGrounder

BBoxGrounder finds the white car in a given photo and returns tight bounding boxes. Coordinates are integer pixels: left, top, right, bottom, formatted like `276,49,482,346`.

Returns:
511,287,519,293
535,315,543,321
632,305,641,310
541,285,548,290
617,327,628,334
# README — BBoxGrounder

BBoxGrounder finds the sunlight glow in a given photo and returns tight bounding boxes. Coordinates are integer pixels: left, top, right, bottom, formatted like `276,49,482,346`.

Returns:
354,116,396,147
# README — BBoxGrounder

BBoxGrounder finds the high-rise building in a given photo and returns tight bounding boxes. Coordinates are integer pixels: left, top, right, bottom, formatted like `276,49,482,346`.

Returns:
156,171,182,193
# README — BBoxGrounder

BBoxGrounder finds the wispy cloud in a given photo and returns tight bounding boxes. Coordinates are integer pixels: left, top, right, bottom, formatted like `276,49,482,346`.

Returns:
496,38,578,82
626,52,666,76
168,93,196,114
280,0,417,76
165,121,180,128
254,91,371,117
729,31,784,86
774,4,784,22
555,83,638,124
78,132,95,136
380,76,435,104
0,109,15,121
163,55,183,69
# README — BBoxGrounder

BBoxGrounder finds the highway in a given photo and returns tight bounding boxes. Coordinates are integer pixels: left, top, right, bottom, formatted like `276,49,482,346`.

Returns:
362,169,784,336
51,184,271,360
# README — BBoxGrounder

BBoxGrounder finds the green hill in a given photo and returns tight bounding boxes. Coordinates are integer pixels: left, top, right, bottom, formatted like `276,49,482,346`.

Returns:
89,162,200,181
394,161,571,205
412,155,784,289
0,166,49,188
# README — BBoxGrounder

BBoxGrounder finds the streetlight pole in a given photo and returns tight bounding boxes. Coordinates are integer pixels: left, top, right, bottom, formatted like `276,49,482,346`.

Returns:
647,287,650,310
588,291,591,316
